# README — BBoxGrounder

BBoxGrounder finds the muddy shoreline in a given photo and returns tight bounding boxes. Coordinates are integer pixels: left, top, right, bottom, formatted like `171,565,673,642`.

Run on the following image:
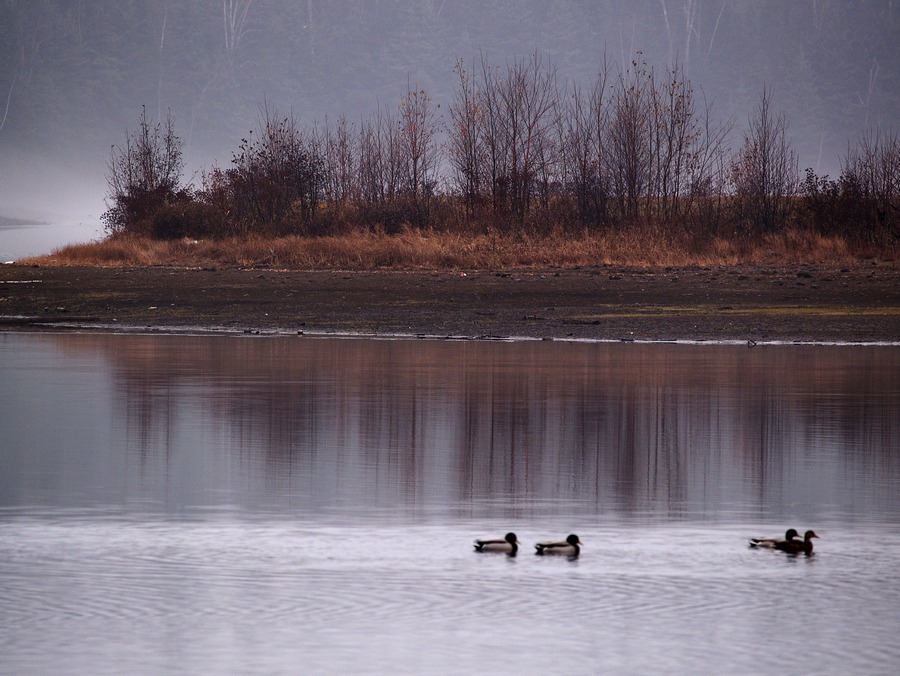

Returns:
2,262,898,343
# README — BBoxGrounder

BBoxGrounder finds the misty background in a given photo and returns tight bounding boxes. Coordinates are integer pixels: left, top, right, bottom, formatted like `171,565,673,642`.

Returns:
0,0,897,233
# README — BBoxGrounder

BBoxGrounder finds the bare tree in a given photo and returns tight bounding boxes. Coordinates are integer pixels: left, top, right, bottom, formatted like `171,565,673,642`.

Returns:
648,62,704,222
227,106,324,233
356,104,405,229
380,105,404,206
607,57,653,222
684,89,732,234
842,128,900,233
322,115,358,203
497,54,559,224
103,107,184,234
560,62,613,229
398,84,440,224
729,87,798,232
447,59,486,222
447,54,561,229
357,114,384,206
477,57,507,219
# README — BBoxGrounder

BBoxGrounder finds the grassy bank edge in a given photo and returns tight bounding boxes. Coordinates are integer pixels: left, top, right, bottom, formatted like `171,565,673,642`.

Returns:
19,226,898,271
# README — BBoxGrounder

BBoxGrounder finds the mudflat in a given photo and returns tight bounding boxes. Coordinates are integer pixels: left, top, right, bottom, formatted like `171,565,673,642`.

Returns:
1,262,898,343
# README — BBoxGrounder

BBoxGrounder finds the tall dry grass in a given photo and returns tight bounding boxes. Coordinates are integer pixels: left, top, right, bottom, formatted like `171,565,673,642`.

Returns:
24,226,895,270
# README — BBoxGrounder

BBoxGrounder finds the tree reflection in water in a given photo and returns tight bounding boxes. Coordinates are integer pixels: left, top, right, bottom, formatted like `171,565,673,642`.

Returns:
30,334,900,520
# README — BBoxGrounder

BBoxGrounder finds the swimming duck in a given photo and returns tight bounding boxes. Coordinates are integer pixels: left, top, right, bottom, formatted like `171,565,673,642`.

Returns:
774,530,819,555
474,532,520,554
535,534,582,557
749,528,800,548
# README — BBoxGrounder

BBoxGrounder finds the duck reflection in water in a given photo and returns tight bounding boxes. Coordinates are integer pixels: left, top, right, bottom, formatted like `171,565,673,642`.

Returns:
474,532,520,556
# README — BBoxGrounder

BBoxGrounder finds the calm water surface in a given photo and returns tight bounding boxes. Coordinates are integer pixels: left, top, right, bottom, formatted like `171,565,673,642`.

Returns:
1,220,103,261
1,334,899,674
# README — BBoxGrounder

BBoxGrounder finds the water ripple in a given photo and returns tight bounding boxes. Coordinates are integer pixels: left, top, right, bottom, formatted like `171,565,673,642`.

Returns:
3,520,900,674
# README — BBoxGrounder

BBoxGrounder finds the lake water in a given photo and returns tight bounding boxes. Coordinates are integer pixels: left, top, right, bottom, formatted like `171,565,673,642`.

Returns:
1,333,899,674
0,220,104,262
0,152,106,262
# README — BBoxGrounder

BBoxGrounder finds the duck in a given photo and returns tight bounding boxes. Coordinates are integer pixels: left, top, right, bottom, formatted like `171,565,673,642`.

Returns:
535,533,582,557
774,530,819,555
749,528,800,548
474,532,520,554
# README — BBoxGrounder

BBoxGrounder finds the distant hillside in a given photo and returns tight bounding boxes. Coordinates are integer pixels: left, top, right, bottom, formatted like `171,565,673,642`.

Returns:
0,215,45,227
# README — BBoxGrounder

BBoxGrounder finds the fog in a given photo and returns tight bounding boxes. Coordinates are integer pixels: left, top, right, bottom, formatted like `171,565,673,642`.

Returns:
1,1,897,254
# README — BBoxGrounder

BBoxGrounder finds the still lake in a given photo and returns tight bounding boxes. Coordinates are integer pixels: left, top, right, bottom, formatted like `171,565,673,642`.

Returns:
1,333,899,674
1,219,104,262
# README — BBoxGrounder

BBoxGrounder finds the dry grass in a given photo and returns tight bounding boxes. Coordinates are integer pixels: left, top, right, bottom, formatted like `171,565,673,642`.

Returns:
24,225,897,270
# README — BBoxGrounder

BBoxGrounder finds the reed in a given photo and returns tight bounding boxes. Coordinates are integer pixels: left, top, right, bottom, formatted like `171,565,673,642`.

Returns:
24,226,894,270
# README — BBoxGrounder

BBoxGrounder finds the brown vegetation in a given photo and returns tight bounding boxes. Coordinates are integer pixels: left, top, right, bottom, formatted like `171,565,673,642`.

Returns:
24,53,894,273
94,53,898,254
28,224,892,271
